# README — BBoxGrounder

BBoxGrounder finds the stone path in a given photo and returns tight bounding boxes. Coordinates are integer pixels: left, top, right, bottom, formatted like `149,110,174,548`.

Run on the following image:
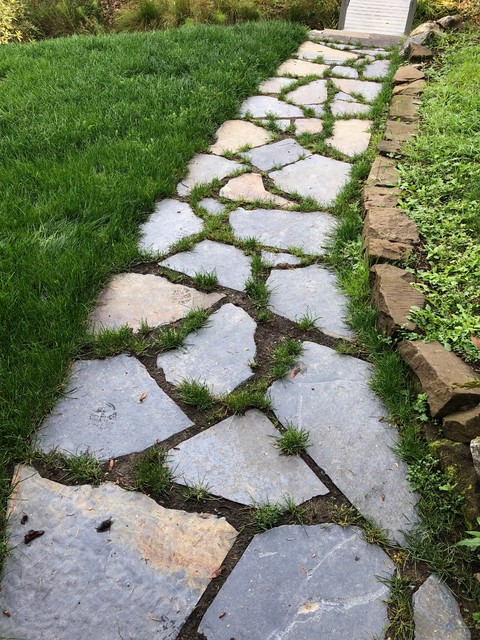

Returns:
0,30,471,640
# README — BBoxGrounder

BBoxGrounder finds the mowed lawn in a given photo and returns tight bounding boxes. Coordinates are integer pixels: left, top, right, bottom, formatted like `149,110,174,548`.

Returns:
0,22,305,501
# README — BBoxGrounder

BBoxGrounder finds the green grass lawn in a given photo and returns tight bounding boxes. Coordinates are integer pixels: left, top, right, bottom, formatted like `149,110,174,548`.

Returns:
0,21,305,515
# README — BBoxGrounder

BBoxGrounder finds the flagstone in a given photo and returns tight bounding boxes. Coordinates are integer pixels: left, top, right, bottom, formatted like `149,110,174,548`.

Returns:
157,303,256,395
35,355,193,459
177,153,242,196
269,342,419,544
160,240,251,292
209,120,271,155
331,98,371,117
326,119,372,157
259,76,294,94
198,197,225,215
239,96,303,118
332,78,382,102
230,208,336,255
277,58,328,77
138,199,203,254
364,59,390,79
0,466,237,640
331,65,359,78
168,410,329,505
240,139,311,171
285,79,328,107
219,173,291,208
297,41,358,63
336,91,356,102
261,251,301,266
266,266,352,338
269,155,351,207
88,273,224,333
294,118,323,134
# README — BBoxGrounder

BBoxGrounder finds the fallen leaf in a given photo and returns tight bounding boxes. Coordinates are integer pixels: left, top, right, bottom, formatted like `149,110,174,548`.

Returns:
139,391,148,403
471,336,480,350
108,459,114,470
24,530,44,545
218,611,227,619
211,565,224,579
381,494,385,502
3,610,11,617
290,367,301,379
96,518,113,533
20,514,28,525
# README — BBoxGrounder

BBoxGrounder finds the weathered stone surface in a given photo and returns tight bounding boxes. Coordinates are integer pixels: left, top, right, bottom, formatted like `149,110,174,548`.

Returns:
219,173,291,208
0,466,237,640
392,65,425,84
389,95,420,122
177,154,242,196
371,264,425,335
408,43,434,62
331,65,359,78
364,238,414,263
364,59,390,79
285,79,328,106
157,303,256,395
413,575,471,640
200,524,393,639
437,15,462,29
270,155,351,207
139,199,203,254
160,240,251,292
294,117,323,134
326,119,372,157
377,139,405,155
311,29,401,49
269,343,418,543
261,250,301,266
398,340,480,418
35,355,193,459
336,91,356,102
169,410,328,505
267,266,353,338
364,184,401,210
230,207,336,254
89,273,223,333
363,208,419,244
332,78,382,102
260,117,292,131
471,437,480,478
443,407,480,443
393,78,427,96
298,41,358,63
331,98,370,117
366,156,400,187
259,76,294,94
239,96,303,118
209,120,271,155
386,120,419,143
277,58,328,77
198,197,225,215
352,48,388,56
241,138,311,171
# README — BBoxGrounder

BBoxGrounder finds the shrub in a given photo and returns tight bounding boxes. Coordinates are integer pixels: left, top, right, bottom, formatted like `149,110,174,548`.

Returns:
0,0,25,43
20,0,112,39
416,0,480,24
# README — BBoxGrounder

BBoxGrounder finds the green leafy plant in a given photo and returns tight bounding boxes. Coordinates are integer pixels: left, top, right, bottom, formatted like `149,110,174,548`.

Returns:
456,517,480,554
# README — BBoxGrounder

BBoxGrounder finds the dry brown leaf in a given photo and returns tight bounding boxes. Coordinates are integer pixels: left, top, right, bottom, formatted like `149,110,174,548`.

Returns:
109,459,114,470
139,391,148,403
290,367,301,379
211,565,224,579
470,336,480,350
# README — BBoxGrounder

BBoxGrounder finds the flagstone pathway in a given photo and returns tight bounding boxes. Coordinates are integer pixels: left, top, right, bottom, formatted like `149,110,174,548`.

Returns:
0,31,470,640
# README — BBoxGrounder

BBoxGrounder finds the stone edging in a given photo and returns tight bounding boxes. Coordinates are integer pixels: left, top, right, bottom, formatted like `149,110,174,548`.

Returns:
363,59,480,522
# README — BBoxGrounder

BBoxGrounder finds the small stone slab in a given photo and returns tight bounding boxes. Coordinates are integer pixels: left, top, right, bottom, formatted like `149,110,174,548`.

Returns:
331,98,371,117
366,156,400,187
0,466,237,640
230,208,336,255
277,58,328,77
294,118,323,134
326,119,372,157
139,199,203,254
413,575,471,640
177,154,242,196
267,266,352,338
35,355,193,459
332,78,382,102
364,59,390,79
393,65,425,84
240,139,310,171
261,251,301,266
352,48,388,56
259,76,294,94
297,41,358,63
331,65,359,78
199,524,394,639
269,342,419,543
363,208,419,244
89,273,224,333
157,303,256,395
169,410,328,505
389,95,420,122
285,79,328,106
443,407,480,443
209,120,271,155
393,79,427,96
239,96,303,118
219,173,291,208
269,155,351,207
198,197,225,215
160,240,251,292
365,238,413,263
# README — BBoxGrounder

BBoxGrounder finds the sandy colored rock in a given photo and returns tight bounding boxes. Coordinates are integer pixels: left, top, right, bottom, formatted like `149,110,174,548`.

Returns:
363,185,401,210
297,41,358,63
276,58,328,77
139,199,203,254
209,120,271,155
364,238,413,263
259,76,294,94
398,340,480,418
385,119,419,143
363,208,419,244
366,156,400,187
332,78,382,102
219,173,291,208
443,407,480,443
413,575,471,640
88,273,224,332
393,79,427,96
177,153,242,196
392,65,425,84
389,95,420,122
294,118,323,134
371,264,425,335
285,79,328,106
408,43,434,62
326,119,372,157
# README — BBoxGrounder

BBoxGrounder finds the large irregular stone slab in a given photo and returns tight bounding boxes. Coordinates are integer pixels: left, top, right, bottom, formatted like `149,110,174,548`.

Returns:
239,96,303,118
200,524,394,639
259,76,294,94
261,250,301,266
413,575,471,640
177,154,242,196
139,199,203,254
0,466,237,640
267,266,352,338
326,119,372,157
332,65,359,78
331,97,371,117
443,407,480,443
269,343,419,543
285,79,328,107
169,410,328,505
240,139,310,171
269,155,351,207
209,120,271,155
198,197,226,215
398,340,480,418
35,355,193,459
294,117,323,134
364,60,390,79
393,78,427,96
332,78,382,102
88,273,224,333
157,303,256,395
160,240,251,292
277,58,328,77
219,173,291,208
230,208,336,255
297,41,358,63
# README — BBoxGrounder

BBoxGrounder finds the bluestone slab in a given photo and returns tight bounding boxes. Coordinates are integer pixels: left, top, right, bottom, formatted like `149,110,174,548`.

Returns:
261,251,301,266
332,78,382,102
198,197,226,215
239,96,303,118
297,41,358,63
413,575,471,640
332,65,359,78
177,154,242,196
199,524,394,640
331,98,371,117
364,60,390,79
35,355,193,459
139,199,202,254
240,139,310,171
269,342,419,543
